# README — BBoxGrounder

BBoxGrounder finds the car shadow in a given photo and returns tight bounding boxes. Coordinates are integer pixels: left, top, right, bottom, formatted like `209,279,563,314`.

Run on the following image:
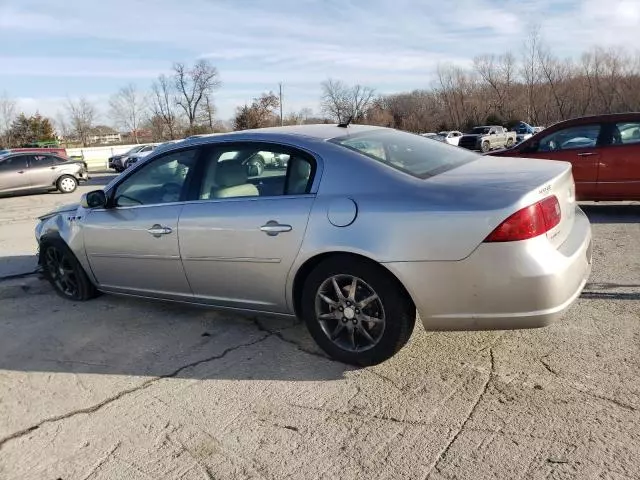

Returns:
0,276,353,382
580,203,640,224
0,254,39,280
581,282,640,301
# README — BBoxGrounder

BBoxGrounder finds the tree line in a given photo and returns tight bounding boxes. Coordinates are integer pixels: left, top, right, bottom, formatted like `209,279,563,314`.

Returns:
1,34,639,148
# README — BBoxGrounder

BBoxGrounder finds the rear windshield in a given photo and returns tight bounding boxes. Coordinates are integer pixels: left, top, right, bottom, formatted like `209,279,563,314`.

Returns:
330,129,478,179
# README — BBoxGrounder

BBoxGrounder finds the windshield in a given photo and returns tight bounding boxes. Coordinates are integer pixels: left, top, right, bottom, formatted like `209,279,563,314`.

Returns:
330,129,478,179
470,127,490,134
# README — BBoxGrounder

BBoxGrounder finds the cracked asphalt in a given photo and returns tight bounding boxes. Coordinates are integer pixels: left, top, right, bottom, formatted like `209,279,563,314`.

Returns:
0,187,638,479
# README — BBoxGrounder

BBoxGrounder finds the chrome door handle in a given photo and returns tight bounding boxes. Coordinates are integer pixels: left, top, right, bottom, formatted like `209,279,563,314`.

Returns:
260,221,292,236
577,152,596,157
147,224,173,236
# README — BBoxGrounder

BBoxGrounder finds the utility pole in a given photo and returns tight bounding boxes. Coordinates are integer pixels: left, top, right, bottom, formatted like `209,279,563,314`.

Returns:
279,82,283,126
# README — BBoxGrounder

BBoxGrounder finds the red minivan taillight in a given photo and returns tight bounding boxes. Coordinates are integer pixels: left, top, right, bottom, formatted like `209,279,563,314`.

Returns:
484,195,561,242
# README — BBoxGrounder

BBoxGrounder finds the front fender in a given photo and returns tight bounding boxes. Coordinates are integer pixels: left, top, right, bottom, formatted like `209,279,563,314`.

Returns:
36,206,93,278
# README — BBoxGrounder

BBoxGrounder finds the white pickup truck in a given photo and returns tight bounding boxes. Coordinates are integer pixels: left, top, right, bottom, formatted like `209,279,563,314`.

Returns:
458,126,517,152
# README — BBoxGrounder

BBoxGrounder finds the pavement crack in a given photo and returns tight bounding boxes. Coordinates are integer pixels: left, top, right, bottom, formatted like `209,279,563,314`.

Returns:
425,348,495,478
250,316,344,364
287,402,430,427
0,334,271,451
540,355,559,375
80,441,121,480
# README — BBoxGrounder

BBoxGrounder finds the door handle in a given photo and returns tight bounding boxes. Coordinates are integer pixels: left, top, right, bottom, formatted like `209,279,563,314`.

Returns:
260,221,292,236
147,224,173,237
577,152,596,157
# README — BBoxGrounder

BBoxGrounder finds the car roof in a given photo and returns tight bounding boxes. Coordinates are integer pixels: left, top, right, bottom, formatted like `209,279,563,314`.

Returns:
547,112,640,129
178,124,388,147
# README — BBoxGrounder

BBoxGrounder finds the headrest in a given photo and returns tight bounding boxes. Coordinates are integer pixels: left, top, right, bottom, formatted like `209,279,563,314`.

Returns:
294,159,311,177
215,162,247,188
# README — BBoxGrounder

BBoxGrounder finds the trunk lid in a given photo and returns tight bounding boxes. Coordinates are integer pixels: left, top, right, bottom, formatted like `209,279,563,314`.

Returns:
424,156,576,250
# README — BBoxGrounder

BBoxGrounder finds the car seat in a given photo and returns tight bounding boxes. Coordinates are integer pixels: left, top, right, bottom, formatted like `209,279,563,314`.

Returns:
211,162,258,198
287,159,311,194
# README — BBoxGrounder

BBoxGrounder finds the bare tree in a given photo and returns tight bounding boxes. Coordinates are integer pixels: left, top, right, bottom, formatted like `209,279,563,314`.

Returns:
150,74,181,140
109,83,145,143
55,112,72,147
66,97,96,147
233,92,279,130
173,59,221,132
197,92,216,132
0,92,17,147
320,79,375,123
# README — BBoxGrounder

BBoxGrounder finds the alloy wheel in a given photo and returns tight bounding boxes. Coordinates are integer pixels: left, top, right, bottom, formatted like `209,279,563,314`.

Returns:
315,274,386,352
45,246,79,298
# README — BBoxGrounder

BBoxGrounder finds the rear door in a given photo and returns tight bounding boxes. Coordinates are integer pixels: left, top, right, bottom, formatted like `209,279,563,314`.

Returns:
178,142,317,313
0,155,31,193
596,120,640,200
521,123,603,200
27,154,57,189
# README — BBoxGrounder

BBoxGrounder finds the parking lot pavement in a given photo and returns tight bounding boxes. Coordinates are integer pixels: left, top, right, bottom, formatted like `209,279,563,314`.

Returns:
0,195,638,479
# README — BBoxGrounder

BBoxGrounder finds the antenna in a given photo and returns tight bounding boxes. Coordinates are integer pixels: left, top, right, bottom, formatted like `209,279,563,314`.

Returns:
337,116,353,128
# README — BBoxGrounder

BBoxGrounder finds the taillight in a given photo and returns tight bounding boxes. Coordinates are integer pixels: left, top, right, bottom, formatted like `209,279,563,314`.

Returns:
484,195,561,242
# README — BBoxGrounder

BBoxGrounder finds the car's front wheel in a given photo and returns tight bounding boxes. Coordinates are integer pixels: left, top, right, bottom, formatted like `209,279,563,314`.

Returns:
41,239,99,301
57,175,78,193
301,256,416,366
481,141,491,153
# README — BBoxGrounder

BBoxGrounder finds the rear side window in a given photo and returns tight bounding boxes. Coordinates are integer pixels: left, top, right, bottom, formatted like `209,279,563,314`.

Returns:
330,129,477,179
613,122,640,145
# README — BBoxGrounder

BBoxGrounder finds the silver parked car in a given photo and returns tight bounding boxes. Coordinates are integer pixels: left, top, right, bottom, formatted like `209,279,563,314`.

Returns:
34,125,592,365
0,152,89,195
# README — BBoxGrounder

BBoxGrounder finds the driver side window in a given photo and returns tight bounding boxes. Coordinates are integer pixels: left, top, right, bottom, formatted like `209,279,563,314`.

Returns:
538,124,601,152
113,148,198,207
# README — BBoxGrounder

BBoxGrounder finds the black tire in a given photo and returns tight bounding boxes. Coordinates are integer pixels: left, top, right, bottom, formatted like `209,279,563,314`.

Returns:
301,255,416,366
56,175,78,193
40,238,99,301
481,141,491,153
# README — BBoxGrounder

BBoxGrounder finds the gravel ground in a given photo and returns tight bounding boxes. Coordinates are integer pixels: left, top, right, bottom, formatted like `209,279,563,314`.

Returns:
0,189,638,479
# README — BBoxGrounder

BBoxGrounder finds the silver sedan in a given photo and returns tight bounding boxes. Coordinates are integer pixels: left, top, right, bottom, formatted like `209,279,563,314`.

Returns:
34,125,593,365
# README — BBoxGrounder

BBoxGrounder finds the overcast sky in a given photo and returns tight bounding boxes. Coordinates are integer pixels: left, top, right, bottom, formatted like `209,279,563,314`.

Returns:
1,0,639,125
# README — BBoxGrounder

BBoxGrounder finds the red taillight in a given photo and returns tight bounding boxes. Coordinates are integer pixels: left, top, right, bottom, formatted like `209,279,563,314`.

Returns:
484,195,561,242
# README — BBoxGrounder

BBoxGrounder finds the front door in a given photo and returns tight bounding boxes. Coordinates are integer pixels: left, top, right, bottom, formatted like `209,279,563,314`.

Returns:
178,142,317,313
0,155,31,193
82,147,199,299
524,123,602,200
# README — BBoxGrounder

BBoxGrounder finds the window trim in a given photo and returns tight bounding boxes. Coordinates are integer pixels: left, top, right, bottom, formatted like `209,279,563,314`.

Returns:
187,141,320,202
0,154,30,171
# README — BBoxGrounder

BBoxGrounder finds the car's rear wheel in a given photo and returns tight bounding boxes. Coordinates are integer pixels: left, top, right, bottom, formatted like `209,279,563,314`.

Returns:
41,239,99,301
481,141,491,153
301,256,415,366
57,175,78,193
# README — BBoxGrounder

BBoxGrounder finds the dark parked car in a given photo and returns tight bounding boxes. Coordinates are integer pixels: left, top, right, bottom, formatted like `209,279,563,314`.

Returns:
0,152,89,195
489,113,640,201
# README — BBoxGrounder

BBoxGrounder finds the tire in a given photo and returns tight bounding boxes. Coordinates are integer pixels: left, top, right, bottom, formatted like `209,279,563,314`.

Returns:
57,175,78,193
247,158,264,177
301,255,416,366
481,141,491,153
40,238,99,301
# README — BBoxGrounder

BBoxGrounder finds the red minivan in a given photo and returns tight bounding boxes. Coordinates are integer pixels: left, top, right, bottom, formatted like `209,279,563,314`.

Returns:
489,113,640,201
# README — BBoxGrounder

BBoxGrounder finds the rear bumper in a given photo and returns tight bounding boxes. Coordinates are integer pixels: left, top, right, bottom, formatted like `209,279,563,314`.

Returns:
385,206,592,331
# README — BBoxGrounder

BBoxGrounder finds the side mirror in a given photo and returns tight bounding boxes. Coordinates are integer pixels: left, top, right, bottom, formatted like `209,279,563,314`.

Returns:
81,190,107,209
